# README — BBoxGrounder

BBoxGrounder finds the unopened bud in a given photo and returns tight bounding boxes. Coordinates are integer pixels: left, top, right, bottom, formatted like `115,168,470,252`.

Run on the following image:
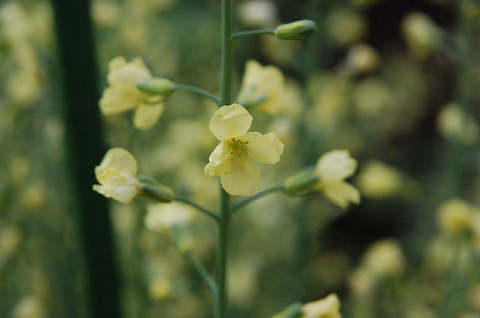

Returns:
137,78,175,97
283,167,319,196
141,184,174,203
275,20,317,40
272,303,303,318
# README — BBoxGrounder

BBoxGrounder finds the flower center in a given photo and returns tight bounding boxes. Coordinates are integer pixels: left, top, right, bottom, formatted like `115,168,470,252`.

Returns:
227,138,249,157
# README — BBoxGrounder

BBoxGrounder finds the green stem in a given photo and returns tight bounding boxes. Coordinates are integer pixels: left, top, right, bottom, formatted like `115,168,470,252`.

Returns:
230,29,275,40
187,252,218,297
231,185,284,213
174,196,220,221
216,1,233,317
173,84,222,105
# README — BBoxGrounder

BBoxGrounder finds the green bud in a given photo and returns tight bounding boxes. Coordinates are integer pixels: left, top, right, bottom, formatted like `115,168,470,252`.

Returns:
137,77,175,97
141,183,174,203
283,167,319,196
275,20,317,40
271,303,303,318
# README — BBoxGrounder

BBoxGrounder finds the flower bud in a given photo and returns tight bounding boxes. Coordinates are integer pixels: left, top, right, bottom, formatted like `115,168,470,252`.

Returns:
283,167,319,196
275,20,317,40
401,12,443,59
141,184,174,203
271,303,303,318
137,77,175,97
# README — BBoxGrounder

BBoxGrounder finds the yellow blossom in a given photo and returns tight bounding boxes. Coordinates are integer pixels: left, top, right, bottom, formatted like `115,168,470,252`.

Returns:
204,104,284,196
315,150,360,209
237,60,286,114
356,161,403,199
302,294,341,318
362,239,405,277
437,198,474,236
93,148,141,204
144,202,194,233
99,57,165,129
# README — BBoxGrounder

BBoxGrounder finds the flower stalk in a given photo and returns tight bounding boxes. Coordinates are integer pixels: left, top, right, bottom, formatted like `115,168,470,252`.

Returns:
215,0,233,317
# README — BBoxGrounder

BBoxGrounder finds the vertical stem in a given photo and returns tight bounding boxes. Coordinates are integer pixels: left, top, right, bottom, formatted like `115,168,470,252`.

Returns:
216,1,233,317
50,0,122,317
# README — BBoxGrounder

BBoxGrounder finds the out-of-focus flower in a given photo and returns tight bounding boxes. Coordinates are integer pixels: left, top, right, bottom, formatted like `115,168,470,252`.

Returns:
309,73,351,129
204,104,284,195
92,2,120,27
99,57,168,129
21,184,47,211
437,103,479,145
314,150,360,209
144,202,194,253
362,239,405,277
343,43,380,74
9,156,30,186
0,226,22,257
437,198,474,237
238,0,278,28
353,79,391,118
144,202,194,233
460,0,480,20
237,60,286,114
356,161,403,199
229,258,260,306
148,276,172,301
302,294,341,318
401,12,443,59
326,9,367,46
93,148,141,204
11,296,45,318
348,267,376,297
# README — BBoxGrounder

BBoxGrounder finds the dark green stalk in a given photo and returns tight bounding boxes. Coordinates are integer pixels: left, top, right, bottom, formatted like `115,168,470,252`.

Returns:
49,0,122,317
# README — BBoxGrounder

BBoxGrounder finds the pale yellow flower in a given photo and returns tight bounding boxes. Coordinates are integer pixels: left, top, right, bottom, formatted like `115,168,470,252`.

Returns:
99,57,164,129
204,104,284,196
93,148,141,204
437,198,474,236
144,202,194,233
302,294,341,318
315,150,360,209
237,60,286,114
362,239,405,277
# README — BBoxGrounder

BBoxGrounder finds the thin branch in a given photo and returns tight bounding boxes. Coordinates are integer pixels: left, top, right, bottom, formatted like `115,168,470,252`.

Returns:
231,185,284,213
231,29,275,40
174,84,222,105
175,196,220,221
187,252,218,297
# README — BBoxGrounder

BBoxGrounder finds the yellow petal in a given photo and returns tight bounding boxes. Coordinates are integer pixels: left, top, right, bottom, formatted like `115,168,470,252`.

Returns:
204,142,232,177
209,104,252,140
302,294,341,318
108,56,127,73
107,57,151,86
133,103,164,130
220,158,260,196
95,148,138,178
323,181,360,209
238,60,285,114
243,132,284,164
99,85,143,115
316,150,357,181
93,181,139,204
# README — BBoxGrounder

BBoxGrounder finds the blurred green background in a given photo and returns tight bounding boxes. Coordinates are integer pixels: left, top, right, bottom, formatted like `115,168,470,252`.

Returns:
1,0,480,317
